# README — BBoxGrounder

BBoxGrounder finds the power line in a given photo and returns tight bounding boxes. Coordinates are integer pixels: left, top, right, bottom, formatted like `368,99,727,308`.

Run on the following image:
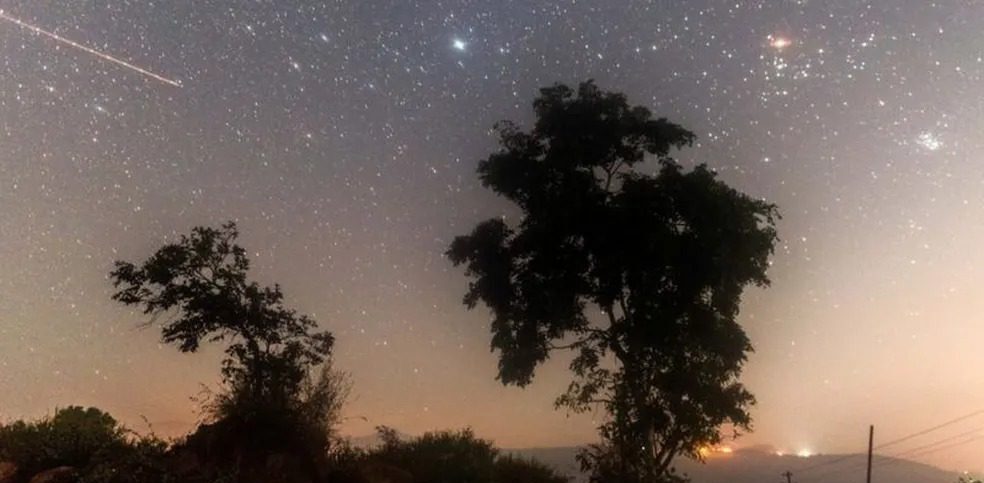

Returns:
874,410,984,450
795,410,983,479
889,425,984,459
870,435,984,472
802,422,984,481
884,434,984,465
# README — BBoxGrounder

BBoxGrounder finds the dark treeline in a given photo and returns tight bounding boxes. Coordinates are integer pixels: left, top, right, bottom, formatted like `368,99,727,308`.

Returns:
0,407,564,483
2,82,781,483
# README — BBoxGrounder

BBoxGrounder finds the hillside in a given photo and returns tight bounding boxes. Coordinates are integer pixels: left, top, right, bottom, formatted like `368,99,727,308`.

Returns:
510,447,963,483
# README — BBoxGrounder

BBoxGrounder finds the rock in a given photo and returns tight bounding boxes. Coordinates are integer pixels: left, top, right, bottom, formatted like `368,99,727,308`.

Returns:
0,462,17,483
28,466,77,483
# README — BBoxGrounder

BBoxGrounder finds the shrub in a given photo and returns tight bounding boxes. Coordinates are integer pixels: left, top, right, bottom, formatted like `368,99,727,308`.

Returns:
81,436,172,483
366,427,568,483
0,406,173,482
493,455,569,483
371,427,497,483
0,407,124,476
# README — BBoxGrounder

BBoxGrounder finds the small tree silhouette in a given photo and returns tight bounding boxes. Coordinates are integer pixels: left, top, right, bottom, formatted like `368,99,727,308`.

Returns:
110,222,334,420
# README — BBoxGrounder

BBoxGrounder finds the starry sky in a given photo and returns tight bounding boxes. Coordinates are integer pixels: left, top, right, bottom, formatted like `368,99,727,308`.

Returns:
2,0,984,474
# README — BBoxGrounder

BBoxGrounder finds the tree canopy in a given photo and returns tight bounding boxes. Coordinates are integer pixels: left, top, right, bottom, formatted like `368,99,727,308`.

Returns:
110,222,334,414
448,81,779,481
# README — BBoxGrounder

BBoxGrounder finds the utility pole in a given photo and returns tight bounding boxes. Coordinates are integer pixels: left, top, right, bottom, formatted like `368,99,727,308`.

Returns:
866,425,874,483
782,470,794,483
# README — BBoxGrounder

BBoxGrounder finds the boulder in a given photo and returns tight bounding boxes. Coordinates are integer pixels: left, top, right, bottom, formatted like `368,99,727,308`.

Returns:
28,466,77,483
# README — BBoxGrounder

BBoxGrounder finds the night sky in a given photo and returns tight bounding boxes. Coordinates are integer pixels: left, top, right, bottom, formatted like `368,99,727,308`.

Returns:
2,0,984,473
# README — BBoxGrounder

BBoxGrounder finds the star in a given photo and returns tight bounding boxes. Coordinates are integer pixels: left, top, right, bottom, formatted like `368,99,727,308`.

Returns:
452,38,467,52
769,35,792,50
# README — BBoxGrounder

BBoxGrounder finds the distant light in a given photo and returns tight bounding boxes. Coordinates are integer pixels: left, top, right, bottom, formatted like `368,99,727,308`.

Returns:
452,38,467,51
775,450,785,456
797,449,813,458
698,446,733,457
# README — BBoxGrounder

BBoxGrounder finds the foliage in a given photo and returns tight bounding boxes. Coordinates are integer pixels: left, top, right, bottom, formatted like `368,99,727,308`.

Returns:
296,360,352,444
110,222,335,419
196,356,351,458
367,427,568,483
372,427,498,483
577,443,685,483
110,223,355,482
0,407,566,483
0,406,124,476
321,440,369,483
448,81,779,481
80,436,172,483
0,406,172,482
493,454,569,483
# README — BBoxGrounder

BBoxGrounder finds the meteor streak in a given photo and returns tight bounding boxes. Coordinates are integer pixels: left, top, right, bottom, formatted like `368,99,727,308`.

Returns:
0,10,181,87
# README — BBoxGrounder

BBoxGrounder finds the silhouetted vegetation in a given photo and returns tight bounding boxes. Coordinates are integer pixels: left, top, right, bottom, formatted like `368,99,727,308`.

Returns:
0,406,170,482
492,454,569,483
2,80,785,482
362,427,568,483
448,81,778,482
110,222,335,421
0,410,569,483
108,222,347,481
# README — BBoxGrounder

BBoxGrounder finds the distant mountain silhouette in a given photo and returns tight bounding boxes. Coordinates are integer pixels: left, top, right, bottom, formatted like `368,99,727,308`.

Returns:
507,446,963,483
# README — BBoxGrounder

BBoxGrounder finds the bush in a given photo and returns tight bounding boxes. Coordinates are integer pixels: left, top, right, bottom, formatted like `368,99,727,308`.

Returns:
322,441,370,483
371,427,497,483
0,406,566,483
0,407,124,476
366,427,568,483
0,406,173,483
493,455,569,483
174,359,351,482
204,359,350,455
81,436,172,483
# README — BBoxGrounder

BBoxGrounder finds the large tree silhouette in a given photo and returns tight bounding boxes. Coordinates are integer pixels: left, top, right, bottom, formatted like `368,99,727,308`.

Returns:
110,222,334,415
448,82,779,481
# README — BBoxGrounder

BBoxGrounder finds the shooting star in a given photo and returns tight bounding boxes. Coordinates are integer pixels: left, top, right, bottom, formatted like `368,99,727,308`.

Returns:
0,10,182,87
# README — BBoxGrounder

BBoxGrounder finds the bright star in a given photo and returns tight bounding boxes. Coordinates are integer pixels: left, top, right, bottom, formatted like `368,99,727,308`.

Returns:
769,36,792,49
452,38,467,51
